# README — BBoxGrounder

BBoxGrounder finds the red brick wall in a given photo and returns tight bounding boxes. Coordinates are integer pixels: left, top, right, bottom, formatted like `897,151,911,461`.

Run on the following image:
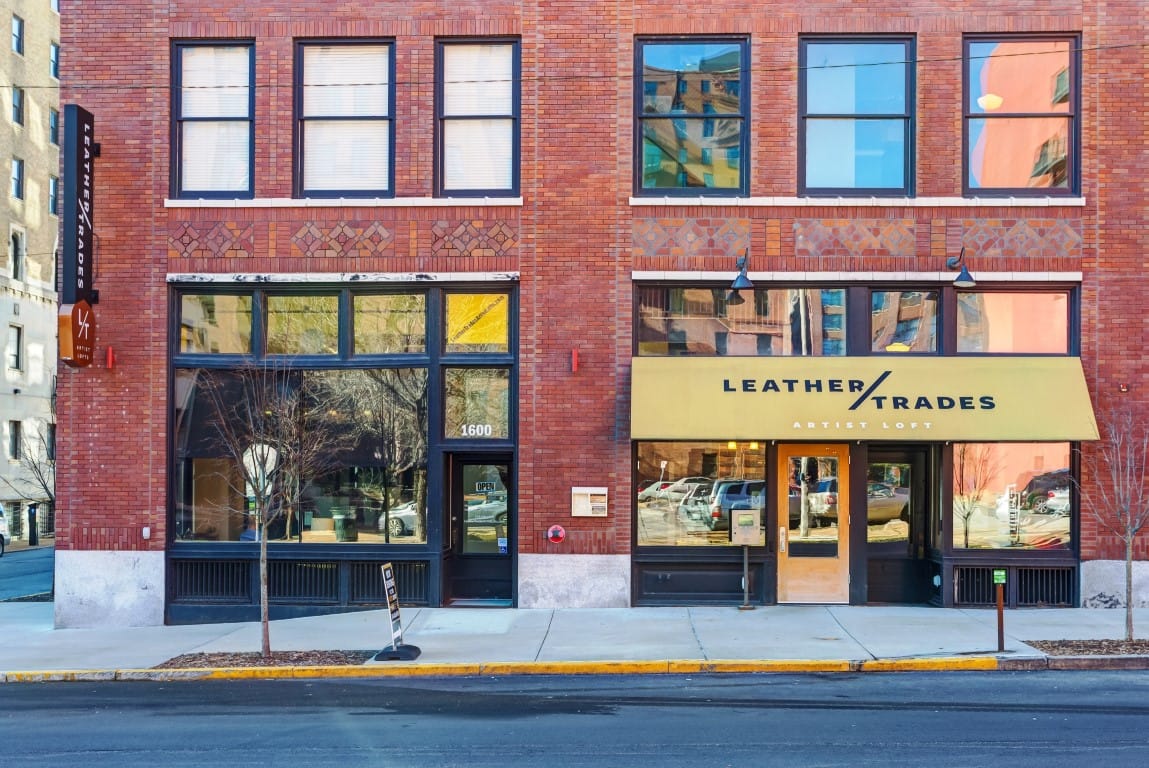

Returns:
59,1,1149,562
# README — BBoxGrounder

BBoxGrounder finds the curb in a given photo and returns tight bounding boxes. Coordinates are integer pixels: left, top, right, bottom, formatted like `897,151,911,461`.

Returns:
5,655,1148,684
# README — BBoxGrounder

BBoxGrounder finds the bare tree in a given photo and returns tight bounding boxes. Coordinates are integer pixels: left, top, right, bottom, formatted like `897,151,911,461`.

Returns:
1078,404,1149,641
199,363,358,658
1,423,56,537
953,443,996,549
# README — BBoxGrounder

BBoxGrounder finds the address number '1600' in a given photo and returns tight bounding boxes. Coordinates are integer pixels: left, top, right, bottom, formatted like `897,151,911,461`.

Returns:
460,424,494,437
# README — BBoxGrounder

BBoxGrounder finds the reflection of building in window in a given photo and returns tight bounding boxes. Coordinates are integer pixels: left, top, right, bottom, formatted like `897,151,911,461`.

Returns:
871,290,938,352
637,286,846,356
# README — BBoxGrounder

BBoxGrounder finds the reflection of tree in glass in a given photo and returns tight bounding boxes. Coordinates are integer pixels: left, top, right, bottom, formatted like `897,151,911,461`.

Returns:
341,369,429,540
954,443,998,549
199,362,359,657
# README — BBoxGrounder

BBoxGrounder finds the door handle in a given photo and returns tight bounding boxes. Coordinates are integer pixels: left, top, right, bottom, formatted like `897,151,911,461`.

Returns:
778,526,787,553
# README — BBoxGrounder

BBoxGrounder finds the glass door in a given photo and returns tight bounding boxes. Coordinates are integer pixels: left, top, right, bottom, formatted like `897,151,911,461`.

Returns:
445,457,513,604
776,444,850,603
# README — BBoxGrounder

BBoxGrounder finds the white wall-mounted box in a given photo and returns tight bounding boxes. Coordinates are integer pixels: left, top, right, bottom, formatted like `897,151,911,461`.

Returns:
571,487,608,517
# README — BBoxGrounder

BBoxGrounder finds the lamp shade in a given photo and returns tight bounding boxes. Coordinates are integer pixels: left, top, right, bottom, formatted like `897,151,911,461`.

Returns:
730,273,754,290
952,264,976,288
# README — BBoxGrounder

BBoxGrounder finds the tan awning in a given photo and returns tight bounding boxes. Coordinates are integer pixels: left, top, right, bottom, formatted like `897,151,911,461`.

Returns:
631,356,1098,442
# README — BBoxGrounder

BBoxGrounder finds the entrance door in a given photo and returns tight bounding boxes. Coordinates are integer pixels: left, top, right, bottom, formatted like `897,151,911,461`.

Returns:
777,444,849,603
445,458,513,604
867,447,930,603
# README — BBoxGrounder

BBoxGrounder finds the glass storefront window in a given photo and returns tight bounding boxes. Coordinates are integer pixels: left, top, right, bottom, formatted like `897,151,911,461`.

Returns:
180,294,252,354
871,290,937,353
956,291,1069,353
867,460,912,546
635,441,765,546
444,293,510,354
952,442,1072,550
444,368,510,439
173,367,429,544
636,287,847,356
266,294,339,355
354,293,425,354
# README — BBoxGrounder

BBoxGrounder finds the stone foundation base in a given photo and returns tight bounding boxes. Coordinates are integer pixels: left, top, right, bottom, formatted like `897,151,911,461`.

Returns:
1081,560,1149,608
54,550,165,628
518,554,630,608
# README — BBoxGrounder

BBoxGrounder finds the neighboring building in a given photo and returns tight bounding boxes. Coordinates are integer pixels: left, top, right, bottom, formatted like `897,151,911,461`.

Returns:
2,0,59,543
55,1,1146,627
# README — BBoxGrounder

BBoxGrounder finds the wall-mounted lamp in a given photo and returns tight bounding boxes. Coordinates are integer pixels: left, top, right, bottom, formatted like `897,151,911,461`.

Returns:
946,247,976,288
727,250,754,305
1119,383,1130,393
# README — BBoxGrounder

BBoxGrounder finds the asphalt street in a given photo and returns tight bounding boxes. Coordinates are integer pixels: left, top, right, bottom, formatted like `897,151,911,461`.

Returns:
0,545,54,601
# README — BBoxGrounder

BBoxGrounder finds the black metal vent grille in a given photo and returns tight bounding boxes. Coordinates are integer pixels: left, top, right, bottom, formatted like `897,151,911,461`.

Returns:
350,561,429,605
171,560,250,603
954,565,1076,608
269,561,339,603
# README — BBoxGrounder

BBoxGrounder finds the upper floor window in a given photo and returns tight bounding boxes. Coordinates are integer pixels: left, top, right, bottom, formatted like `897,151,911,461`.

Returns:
8,227,24,279
636,38,748,196
49,175,59,215
12,86,24,125
637,286,846,356
965,36,1078,195
172,42,254,198
48,108,59,144
11,15,23,55
49,42,60,79
297,41,393,198
6,324,21,370
436,40,520,197
956,290,1070,353
10,157,24,200
51,0,60,14
7,421,21,460
800,38,913,196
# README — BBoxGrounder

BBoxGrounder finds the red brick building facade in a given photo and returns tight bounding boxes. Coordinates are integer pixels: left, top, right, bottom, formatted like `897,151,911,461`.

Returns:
55,1,1147,625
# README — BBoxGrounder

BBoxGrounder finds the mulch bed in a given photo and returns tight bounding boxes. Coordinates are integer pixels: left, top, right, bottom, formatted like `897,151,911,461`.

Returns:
153,650,378,669
1024,639,1149,656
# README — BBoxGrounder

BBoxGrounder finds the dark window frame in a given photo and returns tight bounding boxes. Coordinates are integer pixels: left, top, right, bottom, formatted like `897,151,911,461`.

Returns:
11,14,23,55
798,36,915,197
10,157,24,199
49,42,60,79
48,108,59,145
48,175,59,215
634,36,750,198
962,34,1080,197
433,37,522,198
170,40,256,200
12,86,24,125
6,324,22,369
294,38,396,199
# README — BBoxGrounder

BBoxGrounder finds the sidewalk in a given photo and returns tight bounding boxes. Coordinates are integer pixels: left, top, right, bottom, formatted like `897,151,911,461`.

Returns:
3,603,1148,683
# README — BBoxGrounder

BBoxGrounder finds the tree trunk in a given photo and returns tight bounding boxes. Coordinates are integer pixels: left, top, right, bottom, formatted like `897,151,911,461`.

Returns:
1125,535,1135,643
260,530,271,658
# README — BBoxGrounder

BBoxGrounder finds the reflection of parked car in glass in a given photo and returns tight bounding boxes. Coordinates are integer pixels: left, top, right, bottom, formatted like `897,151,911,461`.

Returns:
706,480,765,531
1034,487,1071,516
676,483,713,519
466,492,508,524
377,501,419,537
1021,469,1071,509
638,481,672,502
808,478,909,524
658,477,711,503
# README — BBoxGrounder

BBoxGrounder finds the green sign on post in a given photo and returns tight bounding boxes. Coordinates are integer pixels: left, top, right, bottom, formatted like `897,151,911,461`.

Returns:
993,568,1007,585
